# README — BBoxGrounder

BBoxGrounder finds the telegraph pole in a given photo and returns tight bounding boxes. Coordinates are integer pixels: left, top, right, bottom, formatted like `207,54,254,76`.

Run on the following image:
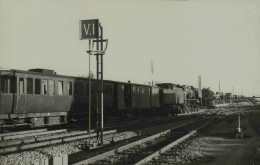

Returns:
219,82,221,93
198,75,202,107
151,60,154,86
232,86,234,104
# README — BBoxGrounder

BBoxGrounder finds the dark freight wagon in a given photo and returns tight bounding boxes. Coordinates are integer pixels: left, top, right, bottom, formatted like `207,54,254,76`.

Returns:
72,78,114,121
112,81,152,117
151,86,160,109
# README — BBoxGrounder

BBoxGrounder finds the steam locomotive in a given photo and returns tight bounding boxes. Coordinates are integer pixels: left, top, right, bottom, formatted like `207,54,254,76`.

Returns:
0,68,199,128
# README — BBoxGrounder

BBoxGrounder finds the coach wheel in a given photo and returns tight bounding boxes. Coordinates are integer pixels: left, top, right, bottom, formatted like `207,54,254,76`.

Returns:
236,132,244,139
179,106,182,114
180,106,184,114
191,106,195,113
185,105,189,113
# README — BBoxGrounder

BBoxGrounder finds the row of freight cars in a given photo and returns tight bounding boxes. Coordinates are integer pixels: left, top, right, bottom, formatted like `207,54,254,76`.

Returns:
0,68,199,128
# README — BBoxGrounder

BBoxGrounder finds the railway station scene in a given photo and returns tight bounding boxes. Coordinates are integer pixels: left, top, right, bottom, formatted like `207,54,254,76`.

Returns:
0,0,260,165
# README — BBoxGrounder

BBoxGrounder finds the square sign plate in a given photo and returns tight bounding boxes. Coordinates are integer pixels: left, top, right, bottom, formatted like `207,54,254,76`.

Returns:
80,19,99,39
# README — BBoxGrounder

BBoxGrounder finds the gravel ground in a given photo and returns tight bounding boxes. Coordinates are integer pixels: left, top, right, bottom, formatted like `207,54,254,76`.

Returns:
147,136,246,165
0,131,137,165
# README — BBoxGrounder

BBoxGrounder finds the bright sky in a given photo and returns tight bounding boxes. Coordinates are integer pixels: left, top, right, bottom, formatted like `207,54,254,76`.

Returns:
0,0,259,96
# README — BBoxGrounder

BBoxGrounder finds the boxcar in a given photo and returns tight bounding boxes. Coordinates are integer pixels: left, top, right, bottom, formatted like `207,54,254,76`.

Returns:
72,78,114,120
138,85,151,110
151,86,160,109
112,81,152,117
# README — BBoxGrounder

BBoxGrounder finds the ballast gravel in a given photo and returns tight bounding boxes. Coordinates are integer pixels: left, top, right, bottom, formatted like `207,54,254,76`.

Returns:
0,131,137,165
147,136,243,165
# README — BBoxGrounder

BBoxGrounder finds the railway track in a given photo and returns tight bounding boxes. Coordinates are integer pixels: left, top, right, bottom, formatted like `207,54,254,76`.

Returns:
0,110,203,134
72,115,216,165
0,112,204,155
0,129,139,165
77,112,203,130
0,129,117,154
0,108,235,154
104,113,206,132
0,110,235,165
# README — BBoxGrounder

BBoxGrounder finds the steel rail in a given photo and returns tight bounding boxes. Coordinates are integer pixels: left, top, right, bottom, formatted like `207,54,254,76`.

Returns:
72,116,209,165
0,129,117,154
135,116,226,165
0,129,48,139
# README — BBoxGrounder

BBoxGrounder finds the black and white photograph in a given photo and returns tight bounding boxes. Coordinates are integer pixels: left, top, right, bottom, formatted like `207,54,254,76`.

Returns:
0,0,260,164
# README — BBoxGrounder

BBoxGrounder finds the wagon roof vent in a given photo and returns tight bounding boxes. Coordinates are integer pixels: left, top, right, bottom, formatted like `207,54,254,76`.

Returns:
28,68,55,74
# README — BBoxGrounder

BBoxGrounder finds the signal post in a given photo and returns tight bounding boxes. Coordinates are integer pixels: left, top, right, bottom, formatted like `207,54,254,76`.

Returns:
80,19,108,145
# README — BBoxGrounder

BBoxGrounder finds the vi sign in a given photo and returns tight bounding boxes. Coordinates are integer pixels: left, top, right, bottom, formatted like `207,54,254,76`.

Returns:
80,19,99,39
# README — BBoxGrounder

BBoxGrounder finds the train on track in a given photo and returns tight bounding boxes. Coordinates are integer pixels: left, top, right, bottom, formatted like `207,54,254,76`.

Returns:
0,68,200,128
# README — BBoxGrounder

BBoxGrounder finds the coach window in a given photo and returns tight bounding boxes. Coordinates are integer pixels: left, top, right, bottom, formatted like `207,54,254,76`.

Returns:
58,81,63,95
0,76,8,93
69,82,72,95
35,79,41,94
27,78,33,94
1,76,9,93
10,77,16,93
41,80,48,94
19,78,24,93
48,80,54,96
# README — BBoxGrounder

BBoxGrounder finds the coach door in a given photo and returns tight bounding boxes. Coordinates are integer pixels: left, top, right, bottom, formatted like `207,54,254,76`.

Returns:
117,84,125,110
0,75,17,114
124,84,131,108
16,77,26,114
131,85,138,109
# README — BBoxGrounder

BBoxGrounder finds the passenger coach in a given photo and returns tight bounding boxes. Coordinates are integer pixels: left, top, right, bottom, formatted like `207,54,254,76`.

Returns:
0,69,74,127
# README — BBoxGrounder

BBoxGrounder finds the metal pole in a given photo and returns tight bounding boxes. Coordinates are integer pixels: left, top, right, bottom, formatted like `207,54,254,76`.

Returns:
96,31,100,143
232,86,234,104
100,25,104,145
88,39,91,145
198,75,202,108
219,82,220,93
238,115,240,128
